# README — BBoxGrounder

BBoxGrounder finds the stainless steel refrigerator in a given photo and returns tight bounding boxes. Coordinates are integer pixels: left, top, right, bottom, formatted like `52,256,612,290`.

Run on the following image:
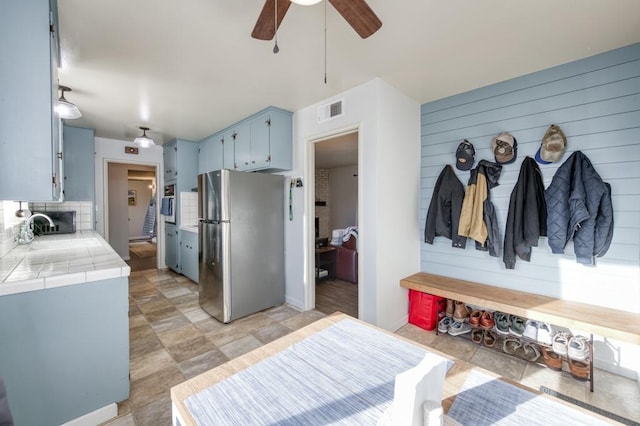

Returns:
198,169,285,323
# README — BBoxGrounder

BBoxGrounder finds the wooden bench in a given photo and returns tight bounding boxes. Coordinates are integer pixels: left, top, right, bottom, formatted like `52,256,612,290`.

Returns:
400,272,640,391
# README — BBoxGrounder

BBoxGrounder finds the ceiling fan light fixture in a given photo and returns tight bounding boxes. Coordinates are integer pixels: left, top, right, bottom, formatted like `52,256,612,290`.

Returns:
291,0,322,5
55,85,82,119
134,126,155,148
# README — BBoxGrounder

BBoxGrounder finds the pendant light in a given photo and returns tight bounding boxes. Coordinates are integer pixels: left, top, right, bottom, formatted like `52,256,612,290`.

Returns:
134,126,155,148
55,85,82,119
291,0,322,4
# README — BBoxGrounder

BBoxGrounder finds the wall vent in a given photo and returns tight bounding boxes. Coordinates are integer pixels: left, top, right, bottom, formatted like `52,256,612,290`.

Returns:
317,99,344,123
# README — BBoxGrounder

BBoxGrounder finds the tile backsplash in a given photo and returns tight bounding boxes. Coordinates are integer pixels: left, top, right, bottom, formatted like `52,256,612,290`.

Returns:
1,200,95,259
180,192,198,227
29,201,94,231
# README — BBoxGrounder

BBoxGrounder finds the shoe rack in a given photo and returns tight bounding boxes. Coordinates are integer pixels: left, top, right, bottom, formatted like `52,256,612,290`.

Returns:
436,299,595,391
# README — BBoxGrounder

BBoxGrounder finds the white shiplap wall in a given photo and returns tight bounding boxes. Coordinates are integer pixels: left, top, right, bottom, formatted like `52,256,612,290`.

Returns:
420,43,640,315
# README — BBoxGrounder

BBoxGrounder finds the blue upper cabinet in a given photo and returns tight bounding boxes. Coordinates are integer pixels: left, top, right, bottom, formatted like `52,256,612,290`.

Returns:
63,125,95,201
198,131,223,175
0,0,63,201
197,106,293,174
230,122,251,171
164,141,178,182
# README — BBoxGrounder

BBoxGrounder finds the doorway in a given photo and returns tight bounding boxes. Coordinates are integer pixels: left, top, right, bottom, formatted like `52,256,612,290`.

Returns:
312,132,359,318
105,161,159,271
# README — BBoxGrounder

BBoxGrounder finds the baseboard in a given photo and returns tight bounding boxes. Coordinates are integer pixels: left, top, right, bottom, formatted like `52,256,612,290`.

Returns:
61,403,118,426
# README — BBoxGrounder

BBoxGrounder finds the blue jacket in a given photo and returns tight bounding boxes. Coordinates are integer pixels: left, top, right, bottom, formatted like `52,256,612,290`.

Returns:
545,151,614,265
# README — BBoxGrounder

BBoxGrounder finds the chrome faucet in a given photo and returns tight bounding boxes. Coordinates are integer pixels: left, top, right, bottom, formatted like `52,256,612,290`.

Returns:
15,213,55,245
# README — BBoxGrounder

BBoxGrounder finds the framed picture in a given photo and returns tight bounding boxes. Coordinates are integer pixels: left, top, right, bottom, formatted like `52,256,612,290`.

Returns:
128,190,136,206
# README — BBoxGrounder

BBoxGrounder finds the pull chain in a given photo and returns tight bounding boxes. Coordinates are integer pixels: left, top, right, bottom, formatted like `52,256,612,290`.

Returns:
273,0,280,53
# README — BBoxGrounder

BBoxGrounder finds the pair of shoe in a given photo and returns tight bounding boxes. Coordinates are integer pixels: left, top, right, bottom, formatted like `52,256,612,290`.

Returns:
522,320,553,345
502,337,541,362
494,312,510,335
438,316,472,336
469,310,495,329
567,335,590,361
471,328,497,347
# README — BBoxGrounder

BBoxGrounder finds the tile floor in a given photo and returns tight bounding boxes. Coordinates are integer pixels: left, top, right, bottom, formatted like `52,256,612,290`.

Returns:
103,269,640,425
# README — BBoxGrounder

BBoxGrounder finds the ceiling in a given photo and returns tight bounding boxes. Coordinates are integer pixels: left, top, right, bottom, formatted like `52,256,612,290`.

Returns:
57,1,640,146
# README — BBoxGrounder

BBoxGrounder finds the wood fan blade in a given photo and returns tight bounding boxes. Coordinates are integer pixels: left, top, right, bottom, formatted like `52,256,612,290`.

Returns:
251,0,292,40
329,0,382,39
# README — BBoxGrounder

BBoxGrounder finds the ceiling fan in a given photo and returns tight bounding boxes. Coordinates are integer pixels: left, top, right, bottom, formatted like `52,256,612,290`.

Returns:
251,0,382,40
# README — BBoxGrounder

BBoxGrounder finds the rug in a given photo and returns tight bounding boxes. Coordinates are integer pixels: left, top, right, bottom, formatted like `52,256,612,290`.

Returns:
129,241,156,258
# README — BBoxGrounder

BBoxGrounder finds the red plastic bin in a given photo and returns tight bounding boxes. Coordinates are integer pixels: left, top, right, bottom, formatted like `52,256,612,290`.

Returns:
408,290,444,331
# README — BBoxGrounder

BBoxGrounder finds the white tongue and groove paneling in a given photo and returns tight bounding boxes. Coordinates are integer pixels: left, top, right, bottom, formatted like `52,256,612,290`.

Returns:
420,43,640,314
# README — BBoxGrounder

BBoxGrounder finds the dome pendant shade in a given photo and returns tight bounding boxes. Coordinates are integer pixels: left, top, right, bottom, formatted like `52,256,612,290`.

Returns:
55,85,82,119
134,126,155,148
291,0,322,4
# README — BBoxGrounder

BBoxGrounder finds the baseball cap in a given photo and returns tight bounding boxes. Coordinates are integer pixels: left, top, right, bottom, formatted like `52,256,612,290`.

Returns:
536,124,567,164
492,132,517,164
455,140,475,171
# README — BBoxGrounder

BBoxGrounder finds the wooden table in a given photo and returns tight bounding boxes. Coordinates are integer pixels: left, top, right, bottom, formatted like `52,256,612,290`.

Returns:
170,313,611,426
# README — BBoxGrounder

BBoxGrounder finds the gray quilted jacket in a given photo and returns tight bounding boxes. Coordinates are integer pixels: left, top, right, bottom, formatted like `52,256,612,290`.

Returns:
545,151,614,265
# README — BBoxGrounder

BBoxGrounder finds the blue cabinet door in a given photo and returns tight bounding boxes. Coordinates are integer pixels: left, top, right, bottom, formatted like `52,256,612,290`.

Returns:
266,108,293,171
250,112,271,170
0,0,62,201
180,230,199,283
63,125,95,201
222,132,235,170
198,132,223,174
165,223,179,272
164,142,177,181
232,122,251,171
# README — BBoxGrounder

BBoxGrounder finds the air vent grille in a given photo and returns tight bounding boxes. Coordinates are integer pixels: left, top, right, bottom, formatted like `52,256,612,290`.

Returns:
317,99,344,123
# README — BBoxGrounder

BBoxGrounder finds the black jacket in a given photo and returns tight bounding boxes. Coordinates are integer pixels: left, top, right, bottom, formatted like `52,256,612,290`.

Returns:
503,157,547,269
424,165,466,248
545,151,614,265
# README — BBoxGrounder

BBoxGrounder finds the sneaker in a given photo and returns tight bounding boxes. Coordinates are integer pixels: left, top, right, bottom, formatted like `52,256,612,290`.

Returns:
438,316,453,334
448,320,472,336
536,322,554,346
522,320,538,341
552,332,571,356
509,315,526,336
453,302,470,322
494,312,511,335
567,336,590,361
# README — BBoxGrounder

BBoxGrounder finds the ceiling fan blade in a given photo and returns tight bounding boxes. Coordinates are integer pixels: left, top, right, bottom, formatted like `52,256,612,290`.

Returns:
328,0,382,39
251,0,292,40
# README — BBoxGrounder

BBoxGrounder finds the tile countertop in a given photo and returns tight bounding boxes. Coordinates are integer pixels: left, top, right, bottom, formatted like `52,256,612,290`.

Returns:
0,230,130,297
180,225,198,233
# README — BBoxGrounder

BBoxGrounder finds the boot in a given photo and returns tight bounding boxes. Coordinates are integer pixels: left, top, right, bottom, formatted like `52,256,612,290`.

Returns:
445,299,455,317
453,301,470,322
